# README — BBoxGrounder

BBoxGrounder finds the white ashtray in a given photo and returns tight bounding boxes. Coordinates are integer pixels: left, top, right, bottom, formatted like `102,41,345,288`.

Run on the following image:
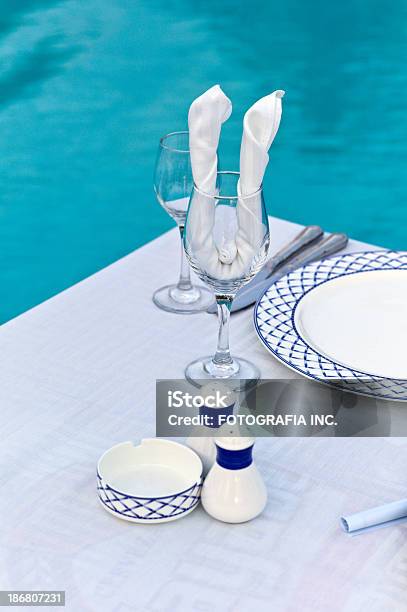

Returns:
97,439,203,523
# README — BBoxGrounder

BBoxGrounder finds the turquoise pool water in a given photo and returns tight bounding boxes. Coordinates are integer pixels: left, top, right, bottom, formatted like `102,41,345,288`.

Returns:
1,1,407,323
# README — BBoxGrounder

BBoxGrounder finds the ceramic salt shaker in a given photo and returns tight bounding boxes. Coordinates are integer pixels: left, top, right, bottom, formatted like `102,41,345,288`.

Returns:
201,436,267,523
187,382,236,475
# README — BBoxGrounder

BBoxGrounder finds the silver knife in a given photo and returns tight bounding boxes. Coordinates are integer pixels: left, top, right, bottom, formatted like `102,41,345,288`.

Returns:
263,224,323,273
206,225,323,314
209,232,348,314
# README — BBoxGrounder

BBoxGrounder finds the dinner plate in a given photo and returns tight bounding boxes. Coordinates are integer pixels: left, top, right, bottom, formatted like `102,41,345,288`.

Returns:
254,250,407,400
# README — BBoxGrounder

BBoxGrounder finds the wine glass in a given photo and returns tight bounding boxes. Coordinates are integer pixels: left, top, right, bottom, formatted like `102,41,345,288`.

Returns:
153,131,214,313
184,171,270,389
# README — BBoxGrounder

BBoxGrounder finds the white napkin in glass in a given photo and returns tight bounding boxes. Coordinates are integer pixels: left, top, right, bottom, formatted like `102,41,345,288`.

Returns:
187,87,284,280
341,498,407,536
188,84,232,195
239,90,285,196
187,85,232,274
234,90,285,264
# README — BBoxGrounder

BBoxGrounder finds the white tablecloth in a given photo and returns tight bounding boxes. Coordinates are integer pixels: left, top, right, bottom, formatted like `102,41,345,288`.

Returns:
1,217,406,611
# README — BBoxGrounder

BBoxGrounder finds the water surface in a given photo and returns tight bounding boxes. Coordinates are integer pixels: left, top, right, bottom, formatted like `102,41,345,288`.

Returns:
1,0,406,322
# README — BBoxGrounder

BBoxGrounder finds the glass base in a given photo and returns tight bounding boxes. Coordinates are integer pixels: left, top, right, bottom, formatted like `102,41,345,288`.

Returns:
152,284,214,314
185,355,260,390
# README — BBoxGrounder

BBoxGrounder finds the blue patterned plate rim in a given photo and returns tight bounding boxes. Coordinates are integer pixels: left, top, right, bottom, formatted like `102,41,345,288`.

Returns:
253,250,407,400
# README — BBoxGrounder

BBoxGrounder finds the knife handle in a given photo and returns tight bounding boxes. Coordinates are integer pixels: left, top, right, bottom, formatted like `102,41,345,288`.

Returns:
227,233,349,314
285,232,348,271
266,225,323,271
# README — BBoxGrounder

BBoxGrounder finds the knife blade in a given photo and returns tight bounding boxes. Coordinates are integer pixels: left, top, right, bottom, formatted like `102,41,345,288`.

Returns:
206,225,323,314
208,232,349,314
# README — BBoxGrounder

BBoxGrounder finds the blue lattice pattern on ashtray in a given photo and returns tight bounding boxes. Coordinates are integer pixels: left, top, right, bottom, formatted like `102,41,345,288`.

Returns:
97,473,202,521
254,250,407,400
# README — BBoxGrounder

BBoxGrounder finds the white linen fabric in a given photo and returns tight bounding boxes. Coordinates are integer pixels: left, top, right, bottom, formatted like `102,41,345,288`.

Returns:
235,90,285,262
239,90,285,196
188,84,232,195
1,218,404,612
187,85,232,273
187,88,284,281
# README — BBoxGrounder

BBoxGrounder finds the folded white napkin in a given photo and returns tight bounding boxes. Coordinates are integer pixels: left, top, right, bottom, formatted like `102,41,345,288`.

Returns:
234,90,285,264
187,86,232,273
188,84,232,195
187,87,284,281
341,498,407,536
239,90,285,196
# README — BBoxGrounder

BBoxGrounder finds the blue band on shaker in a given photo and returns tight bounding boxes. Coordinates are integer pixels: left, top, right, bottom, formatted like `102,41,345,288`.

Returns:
199,403,234,429
216,444,254,470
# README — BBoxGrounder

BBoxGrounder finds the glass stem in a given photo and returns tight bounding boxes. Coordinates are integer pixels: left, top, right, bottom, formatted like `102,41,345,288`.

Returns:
177,225,193,292
213,296,234,366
